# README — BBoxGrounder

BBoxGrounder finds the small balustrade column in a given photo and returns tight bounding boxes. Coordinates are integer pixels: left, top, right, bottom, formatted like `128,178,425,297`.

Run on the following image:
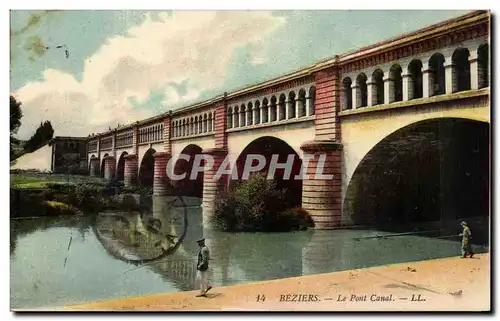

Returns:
367,82,376,107
402,72,413,101
153,152,171,196
444,57,456,94
422,69,433,98
469,51,479,90
351,84,360,109
123,154,138,187
305,97,311,116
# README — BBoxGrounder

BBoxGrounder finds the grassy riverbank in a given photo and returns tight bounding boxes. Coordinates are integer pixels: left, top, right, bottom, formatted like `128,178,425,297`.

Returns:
10,172,150,217
60,253,490,312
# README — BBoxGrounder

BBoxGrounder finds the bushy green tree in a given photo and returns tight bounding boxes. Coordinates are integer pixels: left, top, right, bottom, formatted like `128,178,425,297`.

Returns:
211,173,314,232
10,96,23,159
24,120,54,153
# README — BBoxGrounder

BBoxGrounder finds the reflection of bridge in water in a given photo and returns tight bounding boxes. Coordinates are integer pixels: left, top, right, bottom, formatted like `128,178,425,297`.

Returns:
94,197,486,292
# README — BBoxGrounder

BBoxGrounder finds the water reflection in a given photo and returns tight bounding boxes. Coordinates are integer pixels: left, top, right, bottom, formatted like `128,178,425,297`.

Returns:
10,196,489,309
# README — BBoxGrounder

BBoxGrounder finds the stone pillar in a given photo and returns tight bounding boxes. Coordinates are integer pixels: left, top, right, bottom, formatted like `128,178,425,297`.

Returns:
384,75,395,104
163,116,172,154
402,73,413,101
201,148,228,220
422,69,433,98
240,110,246,127
89,158,100,177
367,82,376,107
444,60,456,94
259,106,263,124
132,123,139,156
233,111,238,128
124,154,138,187
469,52,479,90
351,84,359,109
153,152,171,196
103,156,116,181
300,141,343,229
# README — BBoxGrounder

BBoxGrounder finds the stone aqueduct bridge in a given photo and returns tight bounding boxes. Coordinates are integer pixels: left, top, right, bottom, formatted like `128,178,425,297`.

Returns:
87,11,490,229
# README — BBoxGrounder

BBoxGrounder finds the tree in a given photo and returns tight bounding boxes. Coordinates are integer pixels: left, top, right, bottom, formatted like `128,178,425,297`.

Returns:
24,120,54,153
10,96,23,159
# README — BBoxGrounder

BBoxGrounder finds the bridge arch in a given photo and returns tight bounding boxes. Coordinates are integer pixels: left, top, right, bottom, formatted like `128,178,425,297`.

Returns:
116,151,128,182
172,144,204,198
343,117,489,229
139,148,156,187
233,136,303,208
100,153,109,178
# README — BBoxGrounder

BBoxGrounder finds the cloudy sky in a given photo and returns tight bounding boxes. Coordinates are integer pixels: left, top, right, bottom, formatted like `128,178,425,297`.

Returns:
10,10,469,139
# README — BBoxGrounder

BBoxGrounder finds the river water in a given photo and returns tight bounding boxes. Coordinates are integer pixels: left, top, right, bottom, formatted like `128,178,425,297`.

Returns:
10,197,489,310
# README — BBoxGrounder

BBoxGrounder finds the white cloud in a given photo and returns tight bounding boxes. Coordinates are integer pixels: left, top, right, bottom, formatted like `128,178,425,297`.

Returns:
14,11,286,139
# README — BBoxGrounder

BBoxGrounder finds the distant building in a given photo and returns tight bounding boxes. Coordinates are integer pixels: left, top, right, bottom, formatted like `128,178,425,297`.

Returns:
49,136,88,174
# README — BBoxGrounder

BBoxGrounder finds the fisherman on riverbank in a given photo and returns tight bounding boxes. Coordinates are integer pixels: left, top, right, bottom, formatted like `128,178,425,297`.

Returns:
196,238,212,297
459,221,474,258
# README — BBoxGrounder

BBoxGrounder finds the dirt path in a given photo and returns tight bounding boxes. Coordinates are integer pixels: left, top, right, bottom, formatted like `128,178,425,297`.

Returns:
59,253,489,312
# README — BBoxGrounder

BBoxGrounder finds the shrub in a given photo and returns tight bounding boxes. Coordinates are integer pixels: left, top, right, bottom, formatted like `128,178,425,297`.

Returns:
211,173,313,232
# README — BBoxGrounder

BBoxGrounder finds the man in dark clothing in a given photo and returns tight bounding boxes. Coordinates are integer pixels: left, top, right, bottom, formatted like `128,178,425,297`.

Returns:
195,238,212,297
459,221,474,258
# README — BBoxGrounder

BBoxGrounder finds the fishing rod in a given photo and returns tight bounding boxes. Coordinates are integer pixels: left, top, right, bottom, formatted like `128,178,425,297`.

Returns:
353,229,441,241
123,258,214,274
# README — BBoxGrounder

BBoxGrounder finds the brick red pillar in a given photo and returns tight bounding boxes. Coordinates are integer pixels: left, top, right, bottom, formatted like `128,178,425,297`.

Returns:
301,141,342,228
301,65,343,229
153,152,171,196
202,95,228,221
202,148,228,217
89,158,100,177
103,156,116,181
124,154,138,187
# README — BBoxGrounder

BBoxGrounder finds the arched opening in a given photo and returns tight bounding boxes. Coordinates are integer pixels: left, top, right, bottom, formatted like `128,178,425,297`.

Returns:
452,48,471,92
227,109,233,129
254,100,261,124
308,86,316,115
208,113,213,132
408,59,423,99
240,104,246,127
344,118,489,241
116,151,128,182
233,136,303,208
288,91,296,119
270,96,277,122
355,74,368,108
247,102,253,125
390,64,403,102
478,44,489,89
371,69,385,106
233,106,240,128
172,144,204,198
139,149,156,188
342,78,353,110
203,114,208,132
278,94,286,120
194,116,199,135
182,119,187,136
100,153,109,178
298,89,307,116
262,98,269,123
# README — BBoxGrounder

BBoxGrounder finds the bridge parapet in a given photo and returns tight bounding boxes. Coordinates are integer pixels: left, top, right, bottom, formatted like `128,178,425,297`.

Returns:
171,108,216,139
226,82,316,130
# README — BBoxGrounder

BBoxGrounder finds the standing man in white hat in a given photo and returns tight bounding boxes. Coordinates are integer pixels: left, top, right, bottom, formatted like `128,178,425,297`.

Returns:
196,238,212,297
459,221,474,258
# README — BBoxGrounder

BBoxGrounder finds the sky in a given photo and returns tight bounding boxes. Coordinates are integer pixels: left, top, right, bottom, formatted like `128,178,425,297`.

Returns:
10,9,470,140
